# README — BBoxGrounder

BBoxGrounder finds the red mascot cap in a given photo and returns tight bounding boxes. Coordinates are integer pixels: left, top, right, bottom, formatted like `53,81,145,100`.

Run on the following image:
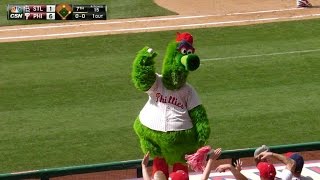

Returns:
176,32,193,45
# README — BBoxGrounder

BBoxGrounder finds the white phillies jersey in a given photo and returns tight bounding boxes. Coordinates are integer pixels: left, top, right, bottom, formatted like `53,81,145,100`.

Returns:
139,74,201,132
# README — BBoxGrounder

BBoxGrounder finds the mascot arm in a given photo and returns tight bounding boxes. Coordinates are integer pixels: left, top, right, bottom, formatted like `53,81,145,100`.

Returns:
132,46,158,92
189,105,211,146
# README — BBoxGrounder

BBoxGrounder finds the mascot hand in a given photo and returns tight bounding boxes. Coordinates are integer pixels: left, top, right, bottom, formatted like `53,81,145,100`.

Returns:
196,123,210,146
132,46,158,91
138,46,158,66
189,105,211,147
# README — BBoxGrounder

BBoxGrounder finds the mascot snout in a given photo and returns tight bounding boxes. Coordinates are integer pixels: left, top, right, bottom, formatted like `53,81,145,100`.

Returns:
181,54,200,71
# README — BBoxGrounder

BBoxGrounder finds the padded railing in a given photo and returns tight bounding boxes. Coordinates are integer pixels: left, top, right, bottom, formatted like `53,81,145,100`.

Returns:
0,141,319,180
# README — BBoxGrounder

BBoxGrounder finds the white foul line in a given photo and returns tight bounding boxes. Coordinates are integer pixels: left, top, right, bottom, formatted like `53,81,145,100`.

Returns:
0,8,302,32
202,49,320,61
1,13,320,41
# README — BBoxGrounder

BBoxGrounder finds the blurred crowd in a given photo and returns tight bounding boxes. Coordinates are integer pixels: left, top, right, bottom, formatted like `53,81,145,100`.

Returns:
141,144,306,180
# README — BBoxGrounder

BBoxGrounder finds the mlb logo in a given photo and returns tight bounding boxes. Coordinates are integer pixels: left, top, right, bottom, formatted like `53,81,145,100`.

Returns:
10,6,23,13
24,5,31,13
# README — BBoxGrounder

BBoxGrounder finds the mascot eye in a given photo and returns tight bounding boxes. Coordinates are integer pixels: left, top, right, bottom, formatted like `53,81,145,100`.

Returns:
180,48,187,55
187,49,193,54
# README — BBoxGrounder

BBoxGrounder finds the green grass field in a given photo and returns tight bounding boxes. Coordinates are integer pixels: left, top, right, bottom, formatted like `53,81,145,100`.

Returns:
0,0,175,26
0,19,320,173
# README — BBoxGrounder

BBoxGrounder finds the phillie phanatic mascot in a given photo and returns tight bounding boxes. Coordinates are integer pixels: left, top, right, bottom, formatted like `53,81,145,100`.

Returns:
132,32,210,178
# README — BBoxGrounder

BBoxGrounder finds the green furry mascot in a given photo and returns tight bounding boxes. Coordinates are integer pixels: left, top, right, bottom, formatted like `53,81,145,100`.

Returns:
132,32,210,178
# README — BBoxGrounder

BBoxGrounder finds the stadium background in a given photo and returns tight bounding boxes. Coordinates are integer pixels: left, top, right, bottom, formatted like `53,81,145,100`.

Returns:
0,0,320,178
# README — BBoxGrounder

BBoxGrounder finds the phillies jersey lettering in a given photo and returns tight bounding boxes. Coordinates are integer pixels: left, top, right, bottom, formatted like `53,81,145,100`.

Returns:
139,74,201,132
156,93,184,109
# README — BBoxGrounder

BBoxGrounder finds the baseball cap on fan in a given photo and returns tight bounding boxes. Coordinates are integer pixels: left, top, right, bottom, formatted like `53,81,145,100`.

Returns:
257,162,276,180
254,145,270,157
169,170,189,180
285,152,304,174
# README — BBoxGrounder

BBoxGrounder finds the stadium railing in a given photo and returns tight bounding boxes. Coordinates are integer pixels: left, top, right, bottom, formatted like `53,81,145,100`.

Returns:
0,141,319,180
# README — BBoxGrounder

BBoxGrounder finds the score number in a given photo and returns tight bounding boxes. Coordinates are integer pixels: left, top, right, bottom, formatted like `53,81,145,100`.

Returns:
46,5,55,20
74,13,86,19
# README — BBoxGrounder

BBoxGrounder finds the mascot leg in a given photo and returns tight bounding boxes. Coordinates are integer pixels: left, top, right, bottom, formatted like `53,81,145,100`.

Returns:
173,163,189,174
153,157,169,178
134,118,162,156
138,137,161,155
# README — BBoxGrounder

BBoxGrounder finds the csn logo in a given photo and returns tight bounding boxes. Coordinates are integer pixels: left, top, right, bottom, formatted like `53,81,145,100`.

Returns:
10,14,23,19
9,6,23,19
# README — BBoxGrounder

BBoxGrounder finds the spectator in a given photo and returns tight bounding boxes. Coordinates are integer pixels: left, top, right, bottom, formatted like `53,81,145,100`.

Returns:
215,159,248,180
214,144,276,180
216,159,276,180
201,148,222,180
169,170,189,180
256,161,277,180
141,152,166,180
254,145,270,157
253,145,277,180
258,151,298,180
284,152,305,179
254,145,270,165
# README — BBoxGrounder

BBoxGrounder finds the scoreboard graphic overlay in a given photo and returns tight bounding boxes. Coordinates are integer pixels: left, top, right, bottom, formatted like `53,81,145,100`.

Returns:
7,4,107,20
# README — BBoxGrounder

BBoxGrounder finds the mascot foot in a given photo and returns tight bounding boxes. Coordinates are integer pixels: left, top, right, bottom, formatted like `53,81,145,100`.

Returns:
152,157,169,178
